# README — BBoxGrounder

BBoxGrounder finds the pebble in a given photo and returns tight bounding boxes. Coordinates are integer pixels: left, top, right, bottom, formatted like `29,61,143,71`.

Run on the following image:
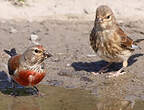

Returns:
46,80,64,86
86,54,96,57
30,34,40,45
57,69,73,77
80,76,93,82
9,27,17,33
66,63,71,67
30,34,39,41
83,9,89,14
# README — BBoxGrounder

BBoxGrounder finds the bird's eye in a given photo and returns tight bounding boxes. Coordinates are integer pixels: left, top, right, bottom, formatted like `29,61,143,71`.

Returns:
34,49,39,53
106,15,111,19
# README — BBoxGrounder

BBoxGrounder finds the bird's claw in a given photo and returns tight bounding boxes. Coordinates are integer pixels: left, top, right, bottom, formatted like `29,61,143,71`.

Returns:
106,71,126,78
91,72,104,75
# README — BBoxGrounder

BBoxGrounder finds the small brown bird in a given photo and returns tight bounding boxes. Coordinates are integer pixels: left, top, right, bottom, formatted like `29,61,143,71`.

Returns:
5,45,52,95
90,5,144,77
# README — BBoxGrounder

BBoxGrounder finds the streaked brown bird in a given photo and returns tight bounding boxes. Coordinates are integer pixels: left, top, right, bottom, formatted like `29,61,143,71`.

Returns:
5,45,52,96
90,5,144,77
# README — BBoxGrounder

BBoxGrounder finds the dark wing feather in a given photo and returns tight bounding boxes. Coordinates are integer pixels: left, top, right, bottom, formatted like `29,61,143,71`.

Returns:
116,28,135,50
4,48,17,57
8,55,21,75
90,27,99,52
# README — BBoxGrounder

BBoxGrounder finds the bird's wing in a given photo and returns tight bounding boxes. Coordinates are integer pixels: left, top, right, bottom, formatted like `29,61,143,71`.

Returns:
116,27,138,50
90,27,99,52
8,55,21,75
4,48,17,57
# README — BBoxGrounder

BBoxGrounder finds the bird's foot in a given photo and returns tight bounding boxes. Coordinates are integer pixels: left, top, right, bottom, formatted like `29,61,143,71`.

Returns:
91,68,108,75
91,71,104,75
91,72,100,75
10,91,18,97
107,70,126,78
38,92,45,96
33,91,45,97
33,86,45,96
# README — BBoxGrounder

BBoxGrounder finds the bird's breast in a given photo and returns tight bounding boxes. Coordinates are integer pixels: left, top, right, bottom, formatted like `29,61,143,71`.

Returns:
12,70,46,86
97,35,124,62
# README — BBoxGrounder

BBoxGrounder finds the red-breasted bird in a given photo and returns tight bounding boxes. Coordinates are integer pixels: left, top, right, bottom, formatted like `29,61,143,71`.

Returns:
90,5,144,77
4,45,52,95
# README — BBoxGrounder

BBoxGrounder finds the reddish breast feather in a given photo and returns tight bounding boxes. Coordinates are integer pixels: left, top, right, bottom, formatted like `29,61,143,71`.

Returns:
13,70,45,86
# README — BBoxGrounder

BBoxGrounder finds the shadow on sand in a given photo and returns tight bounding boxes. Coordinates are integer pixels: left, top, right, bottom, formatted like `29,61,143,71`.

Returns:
71,54,143,73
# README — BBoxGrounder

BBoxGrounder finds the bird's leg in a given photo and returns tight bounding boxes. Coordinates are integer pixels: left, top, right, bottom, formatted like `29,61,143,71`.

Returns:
33,86,44,96
107,60,127,78
11,80,18,96
33,86,39,95
92,62,112,75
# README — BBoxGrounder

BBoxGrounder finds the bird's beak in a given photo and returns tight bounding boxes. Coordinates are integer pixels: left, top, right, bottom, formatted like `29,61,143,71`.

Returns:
43,51,52,58
97,18,103,23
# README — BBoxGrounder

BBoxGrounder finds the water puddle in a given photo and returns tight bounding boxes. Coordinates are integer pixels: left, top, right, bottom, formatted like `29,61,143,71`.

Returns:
0,85,143,110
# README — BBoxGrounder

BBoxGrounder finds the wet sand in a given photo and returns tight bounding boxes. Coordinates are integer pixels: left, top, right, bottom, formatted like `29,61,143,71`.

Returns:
0,85,144,110
0,19,144,105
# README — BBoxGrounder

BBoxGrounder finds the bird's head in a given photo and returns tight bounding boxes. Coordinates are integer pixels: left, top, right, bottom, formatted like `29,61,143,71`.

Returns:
22,45,52,65
95,5,117,30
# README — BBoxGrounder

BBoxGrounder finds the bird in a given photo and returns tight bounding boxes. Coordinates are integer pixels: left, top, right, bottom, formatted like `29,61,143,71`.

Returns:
4,45,52,96
90,5,144,77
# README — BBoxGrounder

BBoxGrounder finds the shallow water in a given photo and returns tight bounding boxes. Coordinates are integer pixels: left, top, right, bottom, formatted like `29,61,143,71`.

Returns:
0,85,143,110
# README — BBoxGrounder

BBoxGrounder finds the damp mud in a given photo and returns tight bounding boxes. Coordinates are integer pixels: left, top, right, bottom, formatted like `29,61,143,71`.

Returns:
0,19,144,109
0,85,143,110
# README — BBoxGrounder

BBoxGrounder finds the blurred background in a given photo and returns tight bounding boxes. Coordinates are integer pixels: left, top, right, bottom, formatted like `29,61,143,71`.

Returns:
1,0,144,21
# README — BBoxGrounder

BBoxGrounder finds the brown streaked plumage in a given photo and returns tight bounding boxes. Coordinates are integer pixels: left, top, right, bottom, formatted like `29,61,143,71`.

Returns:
5,45,52,96
90,5,144,77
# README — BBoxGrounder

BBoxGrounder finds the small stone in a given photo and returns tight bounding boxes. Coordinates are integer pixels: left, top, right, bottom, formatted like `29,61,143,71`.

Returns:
30,34,39,41
56,53,65,55
86,54,96,57
83,9,89,14
46,80,64,86
30,34,40,45
9,27,17,33
12,0,25,6
57,69,73,77
80,77,93,82
131,79,135,82
51,58,60,62
66,63,71,67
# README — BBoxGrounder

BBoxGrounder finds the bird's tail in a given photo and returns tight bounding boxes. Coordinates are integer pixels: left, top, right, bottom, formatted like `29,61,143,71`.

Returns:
134,39,144,44
132,39,144,49
3,48,17,82
4,48,17,57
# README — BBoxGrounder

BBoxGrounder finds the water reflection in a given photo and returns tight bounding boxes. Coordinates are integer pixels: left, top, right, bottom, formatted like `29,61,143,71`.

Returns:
0,71,37,96
0,85,143,110
95,98,133,110
7,98,40,110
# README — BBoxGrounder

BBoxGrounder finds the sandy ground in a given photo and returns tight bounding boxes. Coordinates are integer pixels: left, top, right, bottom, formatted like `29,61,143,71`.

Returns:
1,0,144,21
0,19,144,101
0,0,144,103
